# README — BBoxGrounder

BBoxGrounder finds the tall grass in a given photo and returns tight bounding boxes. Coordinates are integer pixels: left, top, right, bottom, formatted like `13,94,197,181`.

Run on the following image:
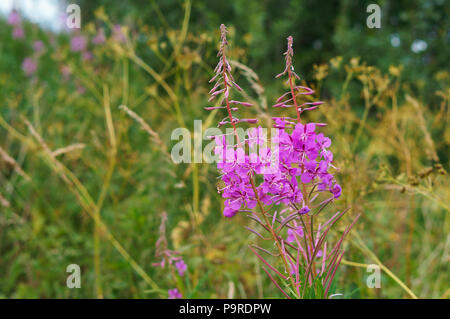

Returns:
0,4,448,298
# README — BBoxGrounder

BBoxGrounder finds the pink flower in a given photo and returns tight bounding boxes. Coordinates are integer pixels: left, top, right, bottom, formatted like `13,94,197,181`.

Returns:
76,85,86,94
331,183,342,198
92,28,106,45
12,27,25,39
33,40,44,52
168,288,182,299
70,35,87,52
248,127,266,148
7,11,21,26
299,206,310,215
217,123,339,217
175,259,187,276
112,24,126,43
22,57,37,76
82,51,93,61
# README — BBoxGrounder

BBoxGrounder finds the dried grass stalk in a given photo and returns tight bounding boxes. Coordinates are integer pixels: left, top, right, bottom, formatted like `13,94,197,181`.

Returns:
52,143,86,157
0,192,10,207
406,94,440,162
24,119,70,184
0,145,31,181
119,104,171,161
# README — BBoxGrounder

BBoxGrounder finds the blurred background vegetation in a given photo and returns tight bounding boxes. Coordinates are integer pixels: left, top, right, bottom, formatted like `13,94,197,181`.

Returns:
0,0,448,298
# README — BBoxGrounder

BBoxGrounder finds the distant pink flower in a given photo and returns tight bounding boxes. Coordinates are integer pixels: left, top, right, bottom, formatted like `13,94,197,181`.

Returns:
175,259,187,276
70,35,86,52
12,27,25,39
112,24,126,43
33,40,44,52
92,28,106,45
61,65,71,80
76,84,86,94
7,11,21,26
22,57,37,76
168,288,182,299
82,51,93,61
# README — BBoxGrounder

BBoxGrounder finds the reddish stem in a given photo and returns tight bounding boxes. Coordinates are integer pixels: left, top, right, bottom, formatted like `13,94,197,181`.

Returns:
288,69,318,283
222,54,240,143
288,70,301,123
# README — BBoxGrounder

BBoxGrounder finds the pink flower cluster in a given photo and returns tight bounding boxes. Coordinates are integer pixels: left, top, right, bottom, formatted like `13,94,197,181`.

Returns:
216,122,341,217
168,288,182,299
8,11,46,77
8,10,24,39
207,27,358,298
209,29,341,218
70,35,87,52
21,57,37,76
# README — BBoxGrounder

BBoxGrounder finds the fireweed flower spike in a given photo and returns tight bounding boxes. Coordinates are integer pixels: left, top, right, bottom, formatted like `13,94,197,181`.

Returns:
275,36,320,122
92,28,106,45
7,10,21,27
70,35,87,52
209,30,359,298
208,24,262,218
112,24,127,43
33,40,44,53
8,11,25,39
22,57,37,76
207,24,257,138
12,27,25,39
152,213,189,297
152,212,188,283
